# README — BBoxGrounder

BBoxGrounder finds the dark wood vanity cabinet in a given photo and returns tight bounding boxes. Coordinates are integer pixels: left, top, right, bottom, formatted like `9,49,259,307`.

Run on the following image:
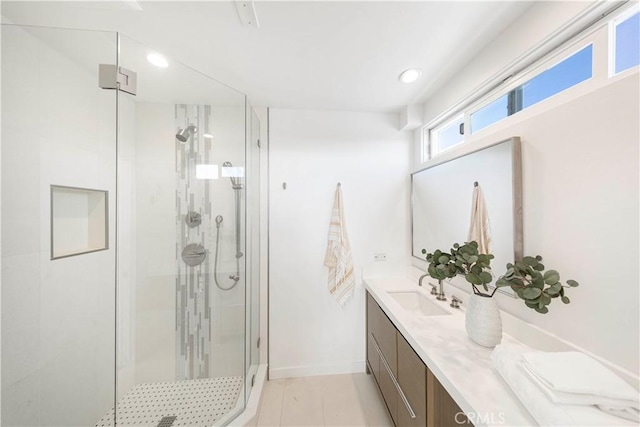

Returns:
366,292,472,427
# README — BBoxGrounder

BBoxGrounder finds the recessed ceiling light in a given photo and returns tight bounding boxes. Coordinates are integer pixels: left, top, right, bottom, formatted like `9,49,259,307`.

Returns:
203,133,213,139
399,68,422,83
147,53,168,68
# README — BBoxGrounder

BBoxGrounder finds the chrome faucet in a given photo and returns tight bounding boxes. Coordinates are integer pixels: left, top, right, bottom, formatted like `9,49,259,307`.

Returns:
435,281,447,301
418,273,430,287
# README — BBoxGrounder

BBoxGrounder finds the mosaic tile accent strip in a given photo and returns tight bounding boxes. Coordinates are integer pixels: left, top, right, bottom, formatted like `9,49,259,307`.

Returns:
95,376,243,427
175,104,214,380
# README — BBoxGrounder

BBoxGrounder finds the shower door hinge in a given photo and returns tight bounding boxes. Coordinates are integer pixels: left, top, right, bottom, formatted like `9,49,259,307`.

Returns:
257,139,261,148
257,337,260,348
99,64,137,96
251,374,256,387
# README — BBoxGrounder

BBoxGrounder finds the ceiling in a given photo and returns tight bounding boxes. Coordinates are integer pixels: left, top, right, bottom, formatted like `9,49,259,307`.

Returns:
1,1,535,113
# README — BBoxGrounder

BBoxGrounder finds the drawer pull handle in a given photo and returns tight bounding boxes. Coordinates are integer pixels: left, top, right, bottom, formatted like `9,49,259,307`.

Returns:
370,333,417,419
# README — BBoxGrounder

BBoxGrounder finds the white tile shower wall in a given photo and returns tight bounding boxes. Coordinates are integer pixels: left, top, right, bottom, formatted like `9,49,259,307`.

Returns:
268,109,412,379
1,25,117,425
133,103,246,385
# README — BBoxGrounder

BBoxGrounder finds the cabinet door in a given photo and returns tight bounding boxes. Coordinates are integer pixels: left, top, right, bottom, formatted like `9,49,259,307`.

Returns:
397,332,426,427
367,292,397,376
366,293,380,380
427,369,472,427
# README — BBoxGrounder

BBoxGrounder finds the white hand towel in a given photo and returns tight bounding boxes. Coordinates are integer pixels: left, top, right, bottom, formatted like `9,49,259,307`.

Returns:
522,351,639,402
324,185,354,305
522,363,640,414
467,184,492,255
491,344,638,426
597,406,640,423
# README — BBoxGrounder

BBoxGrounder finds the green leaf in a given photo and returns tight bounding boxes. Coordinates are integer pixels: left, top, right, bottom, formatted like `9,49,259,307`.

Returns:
495,278,508,287
510,277,524,287
525,300,538,308
561,296,570,304
533,263,545,271
465,273,482,285
522,287,542,300
532,277,544,289
479,272,493,284
438,255,450,264
468,255,478,264
421,249,427,254
453,243,459,249
523,256,538,266
534,306,549,314
566,279,579,287
540,293,551,306
547,283,562,296
544,270,560,285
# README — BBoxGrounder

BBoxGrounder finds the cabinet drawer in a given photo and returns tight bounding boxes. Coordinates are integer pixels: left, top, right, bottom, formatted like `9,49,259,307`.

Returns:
378,345,399,425
367,332,380,381
397,332,426,427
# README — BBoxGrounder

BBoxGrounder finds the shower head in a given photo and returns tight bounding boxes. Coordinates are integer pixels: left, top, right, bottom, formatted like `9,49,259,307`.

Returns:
176,124,197,142
223,161,243,190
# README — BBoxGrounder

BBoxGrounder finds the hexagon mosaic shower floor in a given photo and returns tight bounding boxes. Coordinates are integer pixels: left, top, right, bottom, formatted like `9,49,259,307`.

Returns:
96,376,244,426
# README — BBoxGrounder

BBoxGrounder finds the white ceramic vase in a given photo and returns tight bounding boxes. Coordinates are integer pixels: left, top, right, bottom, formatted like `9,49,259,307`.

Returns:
465,294,502,347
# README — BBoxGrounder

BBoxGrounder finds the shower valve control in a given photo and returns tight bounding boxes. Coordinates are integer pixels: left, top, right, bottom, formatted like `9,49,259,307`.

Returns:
182,243,206,266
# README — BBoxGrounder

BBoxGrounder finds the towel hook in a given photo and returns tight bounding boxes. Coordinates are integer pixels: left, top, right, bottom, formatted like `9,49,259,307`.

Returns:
337,182,341,187
474,181,478,187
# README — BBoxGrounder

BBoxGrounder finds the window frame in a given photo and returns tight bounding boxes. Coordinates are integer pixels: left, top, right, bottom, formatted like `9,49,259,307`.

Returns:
608,5,640,77
420,3,638,164
428,113,465,159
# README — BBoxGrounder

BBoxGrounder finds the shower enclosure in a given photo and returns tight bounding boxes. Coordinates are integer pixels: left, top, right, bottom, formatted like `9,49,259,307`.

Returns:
1,24,262,426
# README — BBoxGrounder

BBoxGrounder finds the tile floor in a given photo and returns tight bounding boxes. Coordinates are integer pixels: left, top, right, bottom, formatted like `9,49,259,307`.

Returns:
255,373,393,427
96,376,244,426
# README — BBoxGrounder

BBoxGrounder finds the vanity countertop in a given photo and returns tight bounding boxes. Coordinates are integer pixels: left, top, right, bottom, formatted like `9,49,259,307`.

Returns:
363,269,537,427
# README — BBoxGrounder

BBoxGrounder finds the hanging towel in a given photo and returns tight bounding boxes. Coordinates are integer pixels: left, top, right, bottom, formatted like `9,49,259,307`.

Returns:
324,185,355,305
468,183,492,254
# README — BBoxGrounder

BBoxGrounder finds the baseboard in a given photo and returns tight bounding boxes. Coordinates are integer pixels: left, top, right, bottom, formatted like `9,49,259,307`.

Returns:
268,361,365,380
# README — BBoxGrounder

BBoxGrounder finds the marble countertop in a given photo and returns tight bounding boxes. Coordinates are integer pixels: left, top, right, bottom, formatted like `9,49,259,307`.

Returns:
363,268,538,427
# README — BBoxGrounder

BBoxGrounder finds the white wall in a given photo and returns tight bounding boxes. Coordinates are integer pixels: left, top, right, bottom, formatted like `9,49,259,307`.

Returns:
415,71,640,374
410,2,639,376
1,25,117,425
269,109,411,379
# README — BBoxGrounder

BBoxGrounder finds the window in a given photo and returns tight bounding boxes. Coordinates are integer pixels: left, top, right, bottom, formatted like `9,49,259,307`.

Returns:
613,11,640,74
471,45,593,134
430,115,464,157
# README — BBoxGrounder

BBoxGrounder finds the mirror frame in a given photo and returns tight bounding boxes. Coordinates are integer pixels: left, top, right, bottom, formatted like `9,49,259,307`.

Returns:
410,137,523,296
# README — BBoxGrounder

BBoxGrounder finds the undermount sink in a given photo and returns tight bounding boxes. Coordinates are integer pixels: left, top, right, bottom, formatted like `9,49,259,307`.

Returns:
388,291,451,317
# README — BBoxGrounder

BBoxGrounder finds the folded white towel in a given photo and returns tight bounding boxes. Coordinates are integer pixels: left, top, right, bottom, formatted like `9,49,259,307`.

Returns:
491,344,638,426
597,406,640,423
522,351,639,402
522,362,640,419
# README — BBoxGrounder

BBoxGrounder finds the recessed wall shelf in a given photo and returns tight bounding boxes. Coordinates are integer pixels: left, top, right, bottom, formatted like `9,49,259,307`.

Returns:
50,185,109,260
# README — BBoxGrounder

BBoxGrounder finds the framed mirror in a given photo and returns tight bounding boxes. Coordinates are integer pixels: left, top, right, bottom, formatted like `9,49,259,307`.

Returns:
411,137,522,296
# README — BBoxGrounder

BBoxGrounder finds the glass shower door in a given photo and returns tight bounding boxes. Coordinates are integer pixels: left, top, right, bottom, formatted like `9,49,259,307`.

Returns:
115,34,248,426
1,24,118,426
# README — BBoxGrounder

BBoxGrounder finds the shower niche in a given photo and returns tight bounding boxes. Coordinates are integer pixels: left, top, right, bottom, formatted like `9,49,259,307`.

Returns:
51,185,108,259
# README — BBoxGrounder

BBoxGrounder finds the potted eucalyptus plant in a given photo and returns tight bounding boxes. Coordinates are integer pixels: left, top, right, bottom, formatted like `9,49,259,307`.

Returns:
496,255,579,314
423,241,502,347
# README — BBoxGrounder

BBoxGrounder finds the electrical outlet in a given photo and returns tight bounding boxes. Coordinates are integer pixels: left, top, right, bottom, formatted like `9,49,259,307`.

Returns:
374,253,387,261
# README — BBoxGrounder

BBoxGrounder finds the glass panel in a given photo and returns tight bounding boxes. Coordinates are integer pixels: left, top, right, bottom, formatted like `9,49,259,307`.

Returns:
1,25,117,426
244,106,261,403
433,115,464,155
522,44,592,109
615,11,640,74
116,35,247,426
471,94,509,133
